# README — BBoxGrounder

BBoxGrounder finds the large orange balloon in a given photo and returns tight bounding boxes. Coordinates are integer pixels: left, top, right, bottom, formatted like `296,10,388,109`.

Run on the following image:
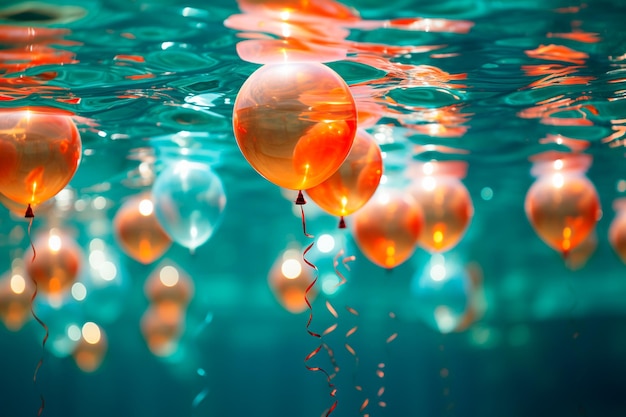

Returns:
305,129,382,227
525,169,601,257
609,199,626,264
24,229,82,296
113,193,172,264
352,188,423,269
268,247,317,314
0,108,81,215
409,168,473,253
233,62,357,191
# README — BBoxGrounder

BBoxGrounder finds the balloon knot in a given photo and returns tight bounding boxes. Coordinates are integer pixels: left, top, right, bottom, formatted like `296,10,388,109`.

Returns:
25,204,35,219
295,191,307,205
338,217,346,229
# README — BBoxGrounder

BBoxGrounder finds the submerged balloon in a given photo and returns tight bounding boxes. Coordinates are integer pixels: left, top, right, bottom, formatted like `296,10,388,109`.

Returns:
72,322,108,373
141,306,184,357
268,247,316,314
233,62,357,191
113,193,172,264
609,198,626,264
144,262,194,322
525,154,601,257
0,108,81,216
305,129,383,227
0,269,34,331
25,229,82,297
352,187,423,269
409,161,473,253
152,160,226,251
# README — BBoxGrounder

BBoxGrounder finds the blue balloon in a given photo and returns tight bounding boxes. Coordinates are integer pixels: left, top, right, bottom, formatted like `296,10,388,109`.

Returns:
152,160,226,251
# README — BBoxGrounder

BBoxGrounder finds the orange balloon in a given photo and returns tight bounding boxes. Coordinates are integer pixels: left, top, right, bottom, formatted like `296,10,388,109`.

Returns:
565,229,597,270
0,108,81,215
525,171,601,257
140,306,183,357
24,229,82,296
268,248,317,314
609,199,626,264
233,62,357,190
352,188,423,269
72,323,108,373
0,270,34,331
113,193,172,264
144,263,194,316
410,174,473,253
306,129,382,227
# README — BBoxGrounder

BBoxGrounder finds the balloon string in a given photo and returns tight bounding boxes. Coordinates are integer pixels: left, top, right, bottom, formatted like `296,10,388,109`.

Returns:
30,280,48,417
28,217,36,262
376,311,397,411
300,206,337,417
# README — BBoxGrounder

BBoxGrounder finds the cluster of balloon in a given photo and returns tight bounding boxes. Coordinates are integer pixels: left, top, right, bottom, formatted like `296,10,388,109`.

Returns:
72,321,108,372
0,266,34,331
152,160,226,253
268,247,317,314
352,186,423,269
609,198,626,264
408,161,474,253
305,129,383,229
411,254,485,334
141,262,194,357
524,153,601,258
24,228,83,303
233,62,357,206
113,193,172,264
0,108,81,219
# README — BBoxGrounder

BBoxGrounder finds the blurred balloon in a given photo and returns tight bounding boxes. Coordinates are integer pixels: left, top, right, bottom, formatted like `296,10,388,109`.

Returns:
113,193,172,264
152,160,226,252
145,262,194,321
268,247,316,314
352,186,423,269
0,268,34,331
409,161,473,253
24,228,82,298
72,321,108,373
0,108,81,217
32,298,83,357
565,229,597,271
305,129,383,228
609,198,626,264
411,254,481,334
525,153,601,257
233,62,357,193
141,306,184,357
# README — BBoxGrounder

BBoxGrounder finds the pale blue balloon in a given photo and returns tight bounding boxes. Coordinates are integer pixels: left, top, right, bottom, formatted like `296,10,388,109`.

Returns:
152,160,226,251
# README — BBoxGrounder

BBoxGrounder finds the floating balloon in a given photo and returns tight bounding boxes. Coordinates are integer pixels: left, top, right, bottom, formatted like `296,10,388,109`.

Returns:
525,154,601,257
113,193,172,264
409,161,473,253
152,160,226,251
72,322,108,373
609,198,626,264
0,108,81,217
352,187,423,269
25,228,82,297
233,62,357,194
144,262,194,321
268,247,317,314
565,229,597,271
305,129,383,228
0,269,34,331
140,306,184,357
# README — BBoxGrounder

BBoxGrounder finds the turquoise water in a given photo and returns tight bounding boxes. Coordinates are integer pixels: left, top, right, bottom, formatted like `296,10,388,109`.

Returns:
1,0,626,416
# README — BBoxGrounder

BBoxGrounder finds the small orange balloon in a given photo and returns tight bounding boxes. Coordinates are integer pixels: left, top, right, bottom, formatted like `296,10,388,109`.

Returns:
268,248,317,314
0,270,34,331
144,262,194,317
352,188,423,269
609,199,626,264
140,306,183,357
25,229,82,296
72,322,108,373
525,170,601,257
410,172,473,253
0,108,81,214
233,62,357,191
306,129,383,227
113,193,172,264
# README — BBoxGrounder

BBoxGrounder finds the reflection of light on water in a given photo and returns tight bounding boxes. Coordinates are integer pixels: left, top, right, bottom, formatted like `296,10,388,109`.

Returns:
480,187,493,201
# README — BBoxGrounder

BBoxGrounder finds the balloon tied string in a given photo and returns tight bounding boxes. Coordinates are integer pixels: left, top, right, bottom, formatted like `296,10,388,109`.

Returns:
338,216,346,229
300,206,337,417
29,280,48,417
376,311,398,410
26,207,36,262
